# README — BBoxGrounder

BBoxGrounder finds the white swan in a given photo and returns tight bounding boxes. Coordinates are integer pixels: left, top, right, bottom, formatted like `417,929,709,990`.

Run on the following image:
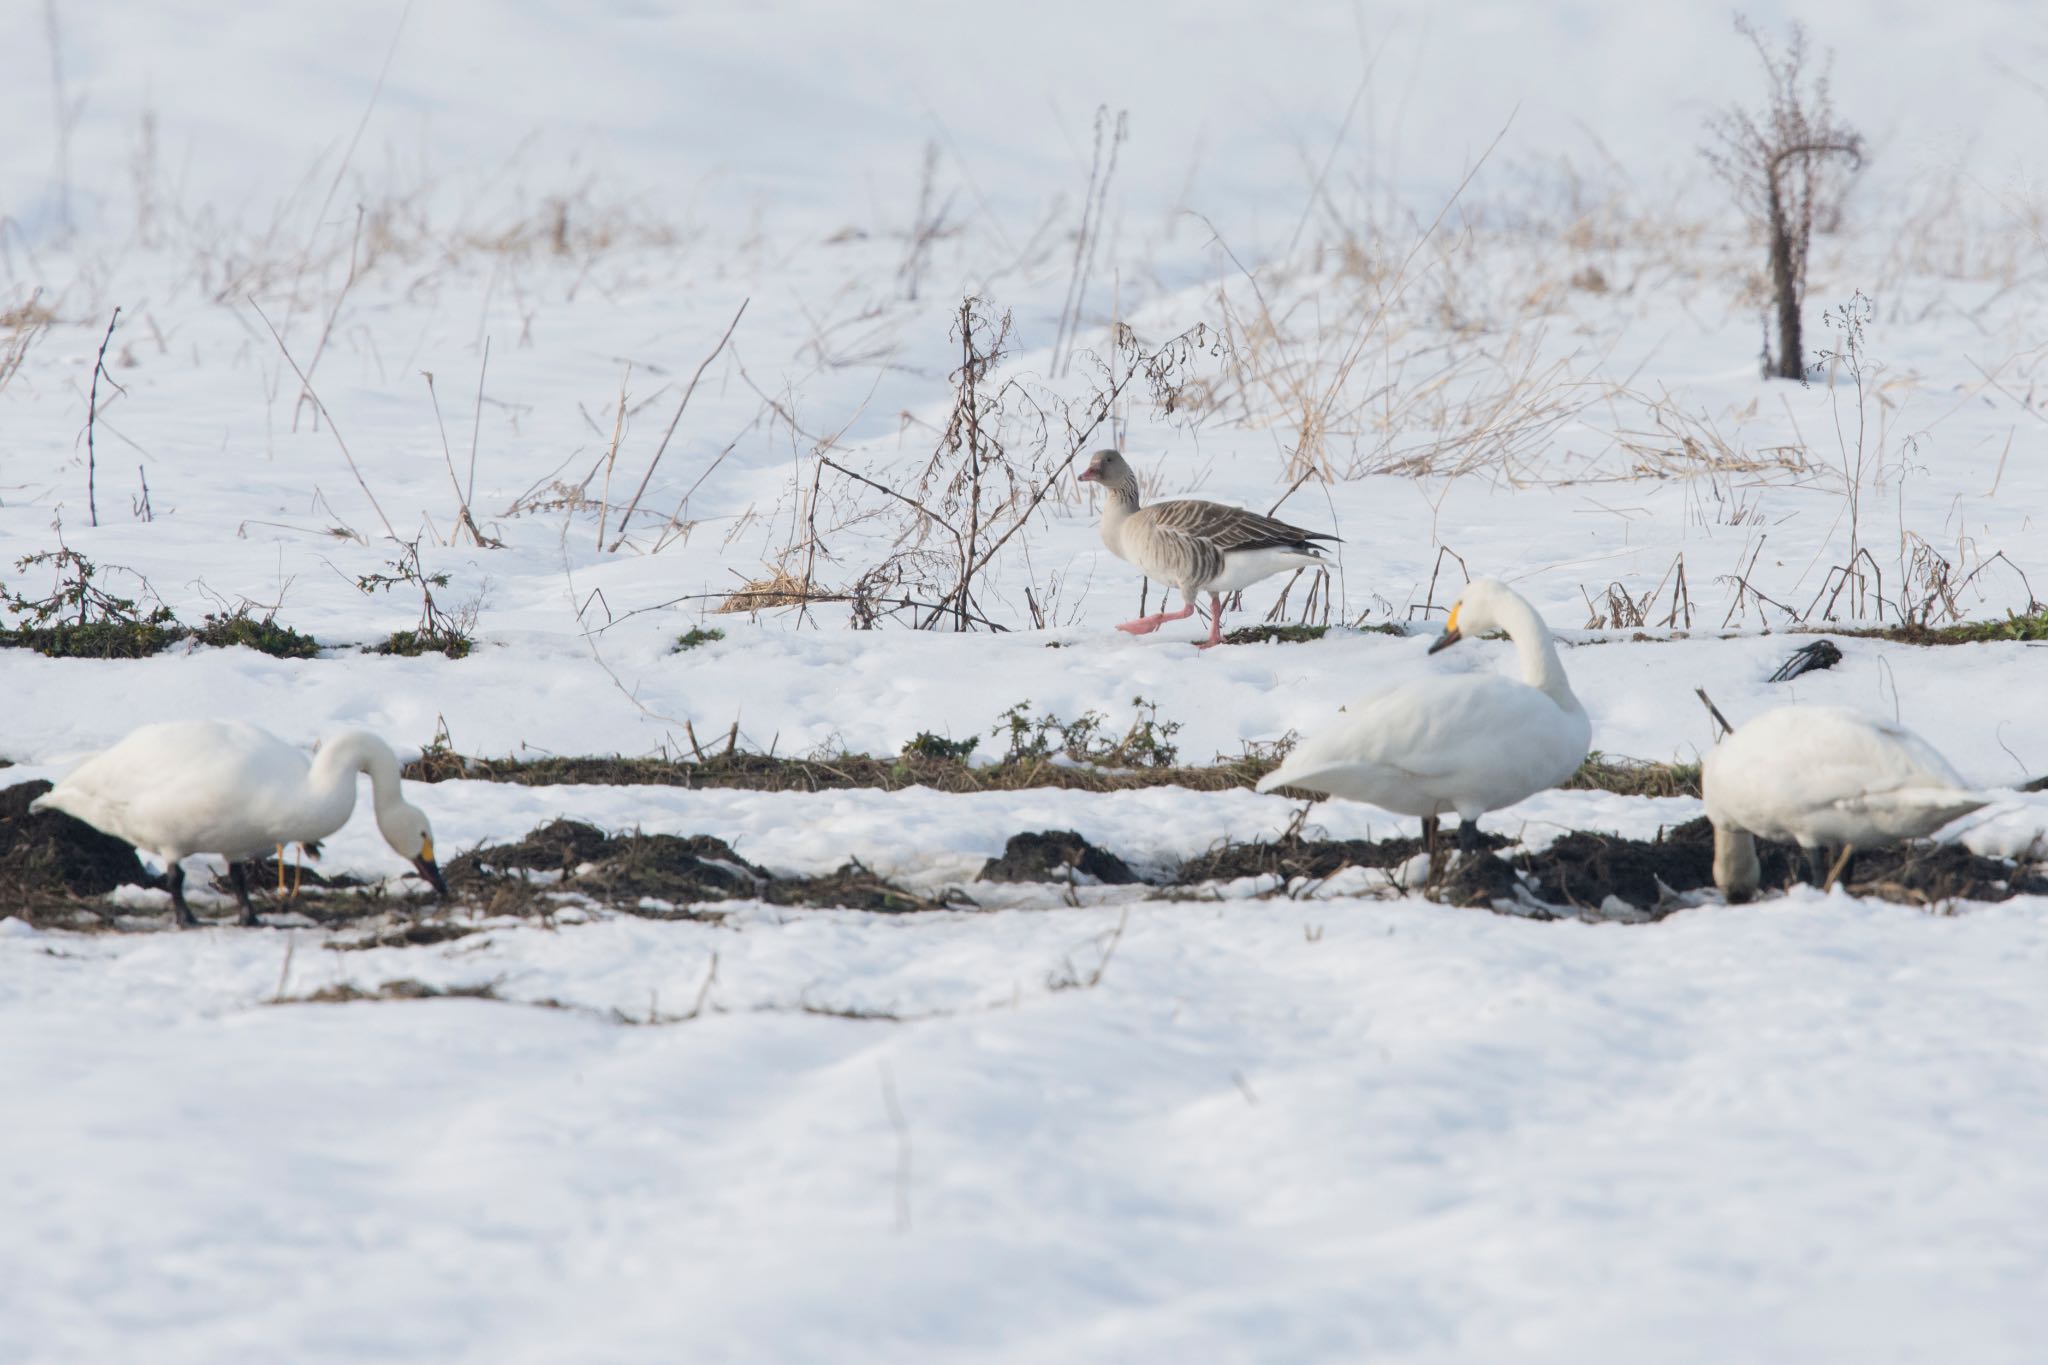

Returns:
1703,705,1996,902
32,720,447,927
1256,578,1591,850
1078,449,1339,648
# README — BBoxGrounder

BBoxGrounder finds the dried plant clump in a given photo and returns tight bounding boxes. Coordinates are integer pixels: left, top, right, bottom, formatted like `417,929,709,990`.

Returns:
716,565,813,615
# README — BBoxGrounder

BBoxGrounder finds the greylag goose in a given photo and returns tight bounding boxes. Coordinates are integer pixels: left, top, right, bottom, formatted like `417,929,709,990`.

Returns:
1078,449,1339,648
1257,578,1590,851
1702,705,1997,901
32,720,448,926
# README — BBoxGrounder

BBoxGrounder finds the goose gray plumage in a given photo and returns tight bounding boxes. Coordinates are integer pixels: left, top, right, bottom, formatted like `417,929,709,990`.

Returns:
1078,449,1339,647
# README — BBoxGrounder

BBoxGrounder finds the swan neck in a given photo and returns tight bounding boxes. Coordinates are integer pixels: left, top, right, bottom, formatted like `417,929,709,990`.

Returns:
1505,598,1579,710
1714,823,1761,902
306,731,405,823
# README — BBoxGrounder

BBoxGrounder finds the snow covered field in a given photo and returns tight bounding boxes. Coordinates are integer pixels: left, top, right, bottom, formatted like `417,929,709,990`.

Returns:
4,1,2048,1360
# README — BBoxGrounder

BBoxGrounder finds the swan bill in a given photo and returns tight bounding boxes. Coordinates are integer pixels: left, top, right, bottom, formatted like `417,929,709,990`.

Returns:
1428,604,1464,654
412,846,449,900
413,859,450,900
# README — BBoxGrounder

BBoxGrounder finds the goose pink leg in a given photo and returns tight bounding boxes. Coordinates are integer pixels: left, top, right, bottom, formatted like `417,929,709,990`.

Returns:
1116,600,1197,636
1194,595,1227,649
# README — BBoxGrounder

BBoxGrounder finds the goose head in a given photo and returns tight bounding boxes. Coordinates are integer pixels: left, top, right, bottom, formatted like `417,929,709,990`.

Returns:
376,798,449,899
1077,449,1139,500
1429,577,1518,655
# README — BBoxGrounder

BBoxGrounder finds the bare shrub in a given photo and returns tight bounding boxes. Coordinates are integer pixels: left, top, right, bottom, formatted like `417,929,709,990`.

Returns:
1703,16,1865,380
781,297,1209,632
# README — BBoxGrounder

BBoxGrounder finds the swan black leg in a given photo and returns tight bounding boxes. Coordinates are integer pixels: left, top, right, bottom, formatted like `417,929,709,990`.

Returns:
165,863,199,928
1457,818,1483,854
1802,845,1830,886
229,862,260,927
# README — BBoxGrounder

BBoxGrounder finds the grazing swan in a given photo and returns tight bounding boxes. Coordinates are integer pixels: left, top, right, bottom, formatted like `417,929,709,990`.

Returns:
1257,578,1590,850
32,721,448,927
1702,705,1994,903
1078,449,1339,648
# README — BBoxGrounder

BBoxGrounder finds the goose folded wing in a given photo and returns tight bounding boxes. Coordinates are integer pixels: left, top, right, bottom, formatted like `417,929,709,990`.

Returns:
1128,517,1225,587
1145,499,1338,555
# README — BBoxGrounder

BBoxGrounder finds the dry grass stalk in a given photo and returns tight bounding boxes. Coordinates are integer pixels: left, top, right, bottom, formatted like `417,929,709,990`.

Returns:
716,565,813,615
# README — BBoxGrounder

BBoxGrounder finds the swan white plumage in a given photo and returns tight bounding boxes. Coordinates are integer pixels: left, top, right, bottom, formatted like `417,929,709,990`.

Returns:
1702,705,1996,902
31,720,447,927
1256,578,1591,849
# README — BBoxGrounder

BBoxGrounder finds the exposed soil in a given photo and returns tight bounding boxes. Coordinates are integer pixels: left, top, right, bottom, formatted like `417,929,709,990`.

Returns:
1173,830,1510,884
1434,850,1529,910
979,831,1138,885
1167,815,2045,919
1518,818,2047,917
448,818,967,915
0,779,149,900
448,819,771,907
1518,819,1738,912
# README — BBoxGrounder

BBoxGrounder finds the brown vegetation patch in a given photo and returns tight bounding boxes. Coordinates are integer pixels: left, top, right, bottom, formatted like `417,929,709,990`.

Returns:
716,566,813,614
404,747,1282,796
1565,754,1703,799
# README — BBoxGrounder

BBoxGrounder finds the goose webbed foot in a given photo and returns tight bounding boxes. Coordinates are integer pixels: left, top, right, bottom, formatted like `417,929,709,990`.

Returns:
1117,600,1198,636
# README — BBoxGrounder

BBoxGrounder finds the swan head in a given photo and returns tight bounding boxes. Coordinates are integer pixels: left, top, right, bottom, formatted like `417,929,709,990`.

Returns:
375,798,449,900
1077,449,1138,498
1428,577,1517,655
1712,822,1761,903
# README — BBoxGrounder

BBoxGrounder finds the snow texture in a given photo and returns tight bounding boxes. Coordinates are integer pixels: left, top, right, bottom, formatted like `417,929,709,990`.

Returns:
3,0,2048,1360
